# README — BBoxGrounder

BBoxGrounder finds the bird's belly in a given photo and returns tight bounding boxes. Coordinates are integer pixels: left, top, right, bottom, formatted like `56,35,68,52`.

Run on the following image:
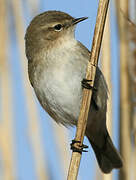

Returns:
34,67,84,126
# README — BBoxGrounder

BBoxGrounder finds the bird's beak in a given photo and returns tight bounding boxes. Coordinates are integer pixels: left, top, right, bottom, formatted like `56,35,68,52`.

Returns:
72,17,88,25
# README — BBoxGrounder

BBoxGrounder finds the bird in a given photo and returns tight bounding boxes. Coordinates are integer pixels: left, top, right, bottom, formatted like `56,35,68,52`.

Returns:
25,10,123,173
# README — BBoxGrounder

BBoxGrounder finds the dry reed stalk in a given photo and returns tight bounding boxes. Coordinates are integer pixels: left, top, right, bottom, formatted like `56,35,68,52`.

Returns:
10,0,49,179
101,8,112,180
127,1,136,179
52,123,71,179
127,0,136,148
27,0,40,15
115,0,131,180
0,0,15,179
67,0,110,179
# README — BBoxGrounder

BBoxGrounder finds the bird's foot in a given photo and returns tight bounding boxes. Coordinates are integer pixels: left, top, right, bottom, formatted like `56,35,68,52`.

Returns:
81,78,97,91
70,139,88,153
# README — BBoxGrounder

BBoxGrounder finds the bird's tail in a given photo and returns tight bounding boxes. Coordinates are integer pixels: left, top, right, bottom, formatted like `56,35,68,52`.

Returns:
88,132,123,173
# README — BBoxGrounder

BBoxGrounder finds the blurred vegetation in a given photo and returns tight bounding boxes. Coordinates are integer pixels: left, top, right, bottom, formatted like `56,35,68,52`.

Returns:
0,0,135,180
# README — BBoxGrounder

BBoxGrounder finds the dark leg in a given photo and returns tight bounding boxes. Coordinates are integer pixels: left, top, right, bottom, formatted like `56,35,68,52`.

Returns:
70,139,88,153
81,78,97,91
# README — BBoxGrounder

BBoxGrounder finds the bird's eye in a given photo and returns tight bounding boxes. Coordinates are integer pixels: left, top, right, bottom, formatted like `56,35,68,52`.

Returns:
54,24,62,31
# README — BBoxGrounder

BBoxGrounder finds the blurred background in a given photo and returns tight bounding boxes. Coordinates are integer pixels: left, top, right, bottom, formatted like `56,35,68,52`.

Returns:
0,0,136,179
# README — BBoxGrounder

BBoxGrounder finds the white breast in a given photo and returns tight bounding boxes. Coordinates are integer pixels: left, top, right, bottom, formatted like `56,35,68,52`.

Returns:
33,39,87,125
